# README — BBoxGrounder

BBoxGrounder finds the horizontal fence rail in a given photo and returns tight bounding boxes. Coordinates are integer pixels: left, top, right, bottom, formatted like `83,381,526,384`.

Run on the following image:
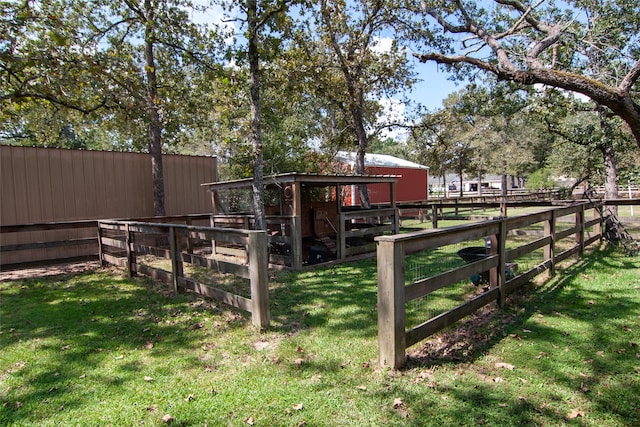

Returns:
97,220,269,328
0,215,212,270
0,220,99,268
375,201,608,369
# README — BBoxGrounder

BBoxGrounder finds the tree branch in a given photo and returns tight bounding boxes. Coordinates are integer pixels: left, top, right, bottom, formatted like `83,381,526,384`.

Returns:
619,59,640,93
4,92,107,114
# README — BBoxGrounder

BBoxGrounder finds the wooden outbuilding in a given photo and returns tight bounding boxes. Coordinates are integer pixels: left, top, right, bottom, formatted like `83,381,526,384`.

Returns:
202,173,399,269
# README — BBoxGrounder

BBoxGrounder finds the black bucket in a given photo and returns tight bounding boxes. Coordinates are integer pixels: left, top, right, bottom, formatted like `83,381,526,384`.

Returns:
457,246,489,263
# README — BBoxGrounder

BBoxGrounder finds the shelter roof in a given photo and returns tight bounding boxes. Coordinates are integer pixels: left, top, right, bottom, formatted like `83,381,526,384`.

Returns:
202,172,398,192
336,151,428,170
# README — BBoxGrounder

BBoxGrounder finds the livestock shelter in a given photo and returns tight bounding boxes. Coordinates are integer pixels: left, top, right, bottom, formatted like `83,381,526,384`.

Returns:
202,173,399,269
335,151,429,204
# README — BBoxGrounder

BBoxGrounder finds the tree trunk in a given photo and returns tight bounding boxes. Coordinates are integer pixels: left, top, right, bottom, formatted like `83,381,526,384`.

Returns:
144,0,165,216
501,117,509,197
597,108,619,217
247,0,266,230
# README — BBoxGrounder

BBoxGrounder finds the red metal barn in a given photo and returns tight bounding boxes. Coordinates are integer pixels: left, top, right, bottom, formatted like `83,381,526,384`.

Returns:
336,152,429,205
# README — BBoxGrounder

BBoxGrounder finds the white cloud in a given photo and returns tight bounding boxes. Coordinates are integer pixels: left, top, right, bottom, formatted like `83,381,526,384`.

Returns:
371,36,393,54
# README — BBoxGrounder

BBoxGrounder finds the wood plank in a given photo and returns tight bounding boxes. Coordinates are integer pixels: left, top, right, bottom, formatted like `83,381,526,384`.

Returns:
2,220,98,233
405,288,498,347
131,243,171,259
133,263,172,282
100,236,127,250
102,253,127,267
181,252,250,278
505,236,551,261
344,243,376,257
178,277,252,311
344,224,393,238
405,255,499,302
506,211,551,230
1,237,97,252
555,245,581,263
504,260,552,294
395,222,501,254
556,225,580,241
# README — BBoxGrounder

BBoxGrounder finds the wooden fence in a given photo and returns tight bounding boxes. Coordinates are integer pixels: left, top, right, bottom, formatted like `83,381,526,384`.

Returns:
0,220,99,268
0,215,211,270
0,145,216,265
376,201,605,369
97,220,269,328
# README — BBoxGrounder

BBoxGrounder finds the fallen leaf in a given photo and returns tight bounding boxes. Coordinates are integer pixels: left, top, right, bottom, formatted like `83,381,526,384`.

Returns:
596,351,605,357
393,397,403,408
61,345,71,351
79,374,86,379
567,409,585,419
522,329,532,333
292,403,303,411
294,358,305,366
623,325,631,331
145,341,154,349
146,406,157,413
579,383,590,393
356,385,367,391
296,346,304,352
244,417,255,425
143,376,154,382
536,352,548,359
190,323,203,330
495,362,515,370
493,377,504,383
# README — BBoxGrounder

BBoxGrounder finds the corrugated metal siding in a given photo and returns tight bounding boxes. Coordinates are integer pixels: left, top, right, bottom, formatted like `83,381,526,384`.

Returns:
1,146,216,264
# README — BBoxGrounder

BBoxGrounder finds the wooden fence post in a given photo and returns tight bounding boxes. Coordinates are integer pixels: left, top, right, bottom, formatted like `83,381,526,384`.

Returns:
377,238,406,369
497,219,507,307
544,210,556,278
169,226,183,295
577,204,585,256
210,215,217,257
248,231,270,329
431,204,438,229
339,212,346,260
185,217,193,255
125,224,136,277
97,223,105,266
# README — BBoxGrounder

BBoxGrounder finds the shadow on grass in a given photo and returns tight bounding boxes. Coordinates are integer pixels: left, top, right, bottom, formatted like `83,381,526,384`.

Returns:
268,260,379,338
400,245,639,425
0,268,248,425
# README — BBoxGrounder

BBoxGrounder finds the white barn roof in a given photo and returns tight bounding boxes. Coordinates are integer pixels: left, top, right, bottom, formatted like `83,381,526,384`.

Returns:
336,151,428,170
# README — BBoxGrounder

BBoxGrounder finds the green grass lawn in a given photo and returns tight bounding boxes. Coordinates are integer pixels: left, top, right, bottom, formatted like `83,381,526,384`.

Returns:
1,246,639,426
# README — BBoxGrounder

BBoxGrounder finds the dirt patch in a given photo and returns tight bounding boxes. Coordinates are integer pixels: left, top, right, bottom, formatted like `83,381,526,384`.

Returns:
0,261,102,282
405,289,532,368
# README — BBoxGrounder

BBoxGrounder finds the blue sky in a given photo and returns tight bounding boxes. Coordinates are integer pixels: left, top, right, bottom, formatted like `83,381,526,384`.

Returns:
408,60,460,111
